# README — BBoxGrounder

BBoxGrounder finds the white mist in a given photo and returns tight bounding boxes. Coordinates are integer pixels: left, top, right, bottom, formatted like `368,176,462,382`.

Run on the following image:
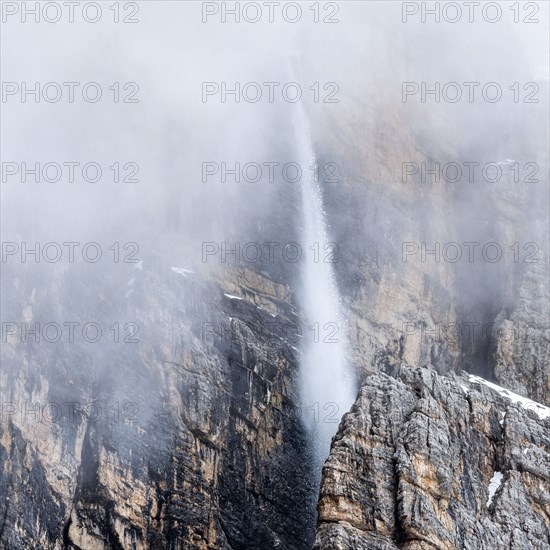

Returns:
291,103,357,469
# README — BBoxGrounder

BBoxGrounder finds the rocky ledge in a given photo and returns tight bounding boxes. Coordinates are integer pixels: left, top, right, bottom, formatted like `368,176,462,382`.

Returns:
314,366,550,550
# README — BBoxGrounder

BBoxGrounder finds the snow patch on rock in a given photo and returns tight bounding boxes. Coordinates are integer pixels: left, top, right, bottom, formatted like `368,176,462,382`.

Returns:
468,375,550,420
487,471,503,507
171,267,194,278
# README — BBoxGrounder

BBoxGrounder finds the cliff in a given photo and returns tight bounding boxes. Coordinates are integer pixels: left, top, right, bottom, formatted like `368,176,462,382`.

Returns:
314,366,550,549
1,5,548,548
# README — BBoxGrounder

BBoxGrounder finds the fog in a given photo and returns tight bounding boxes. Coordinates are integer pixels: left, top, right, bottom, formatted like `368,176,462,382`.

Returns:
1,0,548,478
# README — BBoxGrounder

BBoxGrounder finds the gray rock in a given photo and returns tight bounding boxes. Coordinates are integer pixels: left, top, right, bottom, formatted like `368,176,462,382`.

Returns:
315,366,550,550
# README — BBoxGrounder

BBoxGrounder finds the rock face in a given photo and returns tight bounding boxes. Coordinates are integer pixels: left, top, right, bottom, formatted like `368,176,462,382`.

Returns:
312,85,550,399
0,256,317,549
314,366,550,550
491,259,550,407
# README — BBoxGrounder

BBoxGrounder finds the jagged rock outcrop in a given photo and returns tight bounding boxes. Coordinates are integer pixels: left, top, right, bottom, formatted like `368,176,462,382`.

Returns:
314,366,550,549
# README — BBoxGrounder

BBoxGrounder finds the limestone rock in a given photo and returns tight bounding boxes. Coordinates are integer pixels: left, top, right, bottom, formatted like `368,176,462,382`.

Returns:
315,366,550,549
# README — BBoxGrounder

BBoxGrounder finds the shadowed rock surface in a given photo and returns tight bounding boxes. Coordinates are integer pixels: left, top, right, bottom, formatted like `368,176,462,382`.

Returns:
0,257,317,549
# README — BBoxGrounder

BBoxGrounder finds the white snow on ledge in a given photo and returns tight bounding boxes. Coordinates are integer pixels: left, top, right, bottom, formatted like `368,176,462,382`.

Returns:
467,375,550,420
171,267,194,277
486,471,503,507
224,293,243,301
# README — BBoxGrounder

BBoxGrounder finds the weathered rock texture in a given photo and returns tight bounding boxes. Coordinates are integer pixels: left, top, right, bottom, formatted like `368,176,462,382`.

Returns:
314,366,550,549
0,256,317,549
